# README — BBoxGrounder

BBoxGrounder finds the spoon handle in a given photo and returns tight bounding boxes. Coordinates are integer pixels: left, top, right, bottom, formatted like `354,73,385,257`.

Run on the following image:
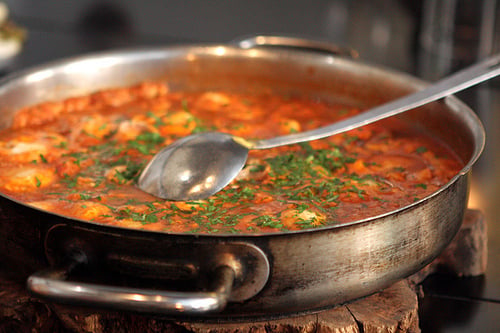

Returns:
253,53,500,150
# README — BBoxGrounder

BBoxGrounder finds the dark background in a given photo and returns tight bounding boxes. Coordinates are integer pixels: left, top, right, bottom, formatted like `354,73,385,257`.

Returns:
2,0,500,331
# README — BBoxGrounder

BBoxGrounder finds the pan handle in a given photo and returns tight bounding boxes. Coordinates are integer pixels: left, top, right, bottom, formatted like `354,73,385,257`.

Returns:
27,251,236,314
231,34,359,58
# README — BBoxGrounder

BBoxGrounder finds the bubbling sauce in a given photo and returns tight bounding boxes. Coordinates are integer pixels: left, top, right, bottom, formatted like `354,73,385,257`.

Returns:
0,82,463,234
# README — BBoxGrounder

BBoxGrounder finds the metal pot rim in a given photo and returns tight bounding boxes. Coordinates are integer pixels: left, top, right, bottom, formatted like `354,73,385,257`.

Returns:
0,43,486,238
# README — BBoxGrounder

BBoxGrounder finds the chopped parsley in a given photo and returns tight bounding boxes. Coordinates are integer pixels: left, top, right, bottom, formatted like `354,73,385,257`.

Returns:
116,208,159,224
415,146,428,154
127,132,164,155
114,161,145,184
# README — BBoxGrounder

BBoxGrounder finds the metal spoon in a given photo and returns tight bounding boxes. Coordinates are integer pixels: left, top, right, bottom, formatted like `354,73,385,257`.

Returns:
138,54,500,201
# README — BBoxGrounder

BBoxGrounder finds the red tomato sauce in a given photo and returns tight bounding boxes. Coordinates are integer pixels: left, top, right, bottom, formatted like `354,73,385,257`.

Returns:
0,82,464,234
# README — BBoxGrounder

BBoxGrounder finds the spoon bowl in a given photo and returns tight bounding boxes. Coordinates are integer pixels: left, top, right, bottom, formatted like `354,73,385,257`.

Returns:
138,132,249,200
138,53,500,201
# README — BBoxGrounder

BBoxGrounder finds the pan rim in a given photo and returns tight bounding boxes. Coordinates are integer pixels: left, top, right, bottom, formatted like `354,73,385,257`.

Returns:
0,43,485,238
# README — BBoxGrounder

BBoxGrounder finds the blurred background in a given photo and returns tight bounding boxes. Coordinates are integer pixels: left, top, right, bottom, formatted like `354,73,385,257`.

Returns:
1,0,499,331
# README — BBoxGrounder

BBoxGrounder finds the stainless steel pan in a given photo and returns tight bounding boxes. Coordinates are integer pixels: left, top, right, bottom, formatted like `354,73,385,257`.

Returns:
0,36,484,320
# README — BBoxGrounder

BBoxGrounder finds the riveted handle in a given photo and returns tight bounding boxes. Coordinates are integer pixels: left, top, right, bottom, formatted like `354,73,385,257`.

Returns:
232,34,358,58
28,224,271,315
27,253,236,314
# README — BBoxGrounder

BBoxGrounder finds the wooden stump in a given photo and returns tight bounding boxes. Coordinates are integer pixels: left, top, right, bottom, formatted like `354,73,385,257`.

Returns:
183,280,419,333
0,210,487,333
